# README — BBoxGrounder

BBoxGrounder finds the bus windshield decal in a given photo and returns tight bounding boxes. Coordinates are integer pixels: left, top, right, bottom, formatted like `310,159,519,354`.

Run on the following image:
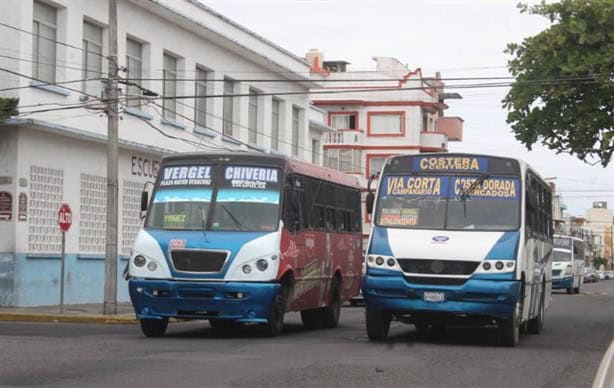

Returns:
413,156,488,172
381,176,447,197
153,188,212,203
225,166,279,189
216,189,280,204
451,177,519,200
160,165,212,187
379,208,419,226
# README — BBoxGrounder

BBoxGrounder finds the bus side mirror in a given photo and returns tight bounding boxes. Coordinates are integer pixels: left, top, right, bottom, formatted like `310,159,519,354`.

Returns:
366,192,374,215
140,191,149,212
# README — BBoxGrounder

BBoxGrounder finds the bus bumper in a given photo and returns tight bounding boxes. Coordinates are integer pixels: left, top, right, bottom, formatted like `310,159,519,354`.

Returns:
129,279,280,323
552,276,573,289
363,275,521,319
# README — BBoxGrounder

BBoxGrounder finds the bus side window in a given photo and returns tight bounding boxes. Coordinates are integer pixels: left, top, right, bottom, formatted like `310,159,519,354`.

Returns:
283,176,305,233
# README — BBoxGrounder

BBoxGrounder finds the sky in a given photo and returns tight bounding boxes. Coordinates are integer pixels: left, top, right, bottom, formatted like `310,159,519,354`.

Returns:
202,0,614,217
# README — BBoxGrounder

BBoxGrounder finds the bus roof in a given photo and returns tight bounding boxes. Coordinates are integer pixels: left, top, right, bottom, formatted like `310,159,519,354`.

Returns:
160,152,361,189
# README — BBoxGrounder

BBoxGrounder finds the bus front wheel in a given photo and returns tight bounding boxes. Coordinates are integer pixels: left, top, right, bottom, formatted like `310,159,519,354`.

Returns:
498,303,520,347
263,282,288,337
527,286,545,334
140,317,168,337
366,308,391,342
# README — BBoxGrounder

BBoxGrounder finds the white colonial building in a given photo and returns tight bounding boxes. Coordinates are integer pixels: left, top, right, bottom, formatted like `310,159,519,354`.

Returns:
0,0,332,306
306,51,464,237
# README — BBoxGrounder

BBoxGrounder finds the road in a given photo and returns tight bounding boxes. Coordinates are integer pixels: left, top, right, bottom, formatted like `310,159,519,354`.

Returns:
1,281,613,388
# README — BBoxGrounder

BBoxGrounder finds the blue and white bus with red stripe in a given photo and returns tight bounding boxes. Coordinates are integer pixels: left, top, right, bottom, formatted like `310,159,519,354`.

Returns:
363,153,553,346
129,152,363,337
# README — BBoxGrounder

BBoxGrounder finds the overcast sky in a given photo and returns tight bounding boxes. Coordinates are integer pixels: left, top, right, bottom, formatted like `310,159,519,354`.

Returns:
203,0,614,216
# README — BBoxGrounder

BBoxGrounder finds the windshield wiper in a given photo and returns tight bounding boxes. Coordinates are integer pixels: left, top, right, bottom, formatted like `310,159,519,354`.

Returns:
459,174,490,201
220,204,244,231
459,174,490,218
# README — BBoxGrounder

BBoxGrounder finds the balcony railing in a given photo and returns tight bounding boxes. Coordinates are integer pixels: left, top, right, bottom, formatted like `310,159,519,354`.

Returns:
420,132,448,151
326,130,364,145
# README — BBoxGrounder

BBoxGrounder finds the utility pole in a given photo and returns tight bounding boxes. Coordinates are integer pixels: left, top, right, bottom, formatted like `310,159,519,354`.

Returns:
103,0,119,315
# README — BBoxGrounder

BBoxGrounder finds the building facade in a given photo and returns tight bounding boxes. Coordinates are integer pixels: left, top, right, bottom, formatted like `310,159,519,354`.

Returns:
0,0,332,306
307,52,463,237
584,202,614,270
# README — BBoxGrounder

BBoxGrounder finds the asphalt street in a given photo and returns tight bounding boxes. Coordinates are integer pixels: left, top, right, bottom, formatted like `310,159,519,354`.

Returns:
1,280,613,388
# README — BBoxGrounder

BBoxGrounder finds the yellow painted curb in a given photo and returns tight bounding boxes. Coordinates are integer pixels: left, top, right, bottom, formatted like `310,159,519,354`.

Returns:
0,313,137,324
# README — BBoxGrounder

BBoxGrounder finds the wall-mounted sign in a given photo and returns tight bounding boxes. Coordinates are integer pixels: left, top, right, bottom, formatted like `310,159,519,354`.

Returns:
0,177,12,185
0,191,12,221
18,193,27,221
131,155,160,178
19,178,28,188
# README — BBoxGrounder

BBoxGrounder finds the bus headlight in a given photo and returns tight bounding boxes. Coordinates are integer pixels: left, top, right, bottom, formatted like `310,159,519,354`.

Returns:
147,261,158,272
477,260,515,274
256,259,269,272
134,255,146,267
366,255,399,271
242,264,252,274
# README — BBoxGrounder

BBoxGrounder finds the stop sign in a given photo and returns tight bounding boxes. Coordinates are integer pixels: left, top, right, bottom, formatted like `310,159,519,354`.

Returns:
58,203,72,232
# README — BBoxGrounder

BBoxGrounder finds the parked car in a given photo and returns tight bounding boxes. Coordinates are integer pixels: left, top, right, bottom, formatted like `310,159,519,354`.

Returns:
584,271,596,283
606,271,614,280
597,271,607,280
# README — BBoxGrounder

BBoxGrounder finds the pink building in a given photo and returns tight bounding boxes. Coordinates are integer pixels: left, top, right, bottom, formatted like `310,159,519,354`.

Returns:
306,51,464,239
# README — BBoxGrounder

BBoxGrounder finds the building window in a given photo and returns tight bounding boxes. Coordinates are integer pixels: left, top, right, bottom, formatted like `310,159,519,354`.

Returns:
162,53,177,121
223,78,234,136
312,139,320,165
125,38,143,108
194,67,208,128
82,21,103,94
248,88,259,144
329,112,358,130
367,155,389,177
292,107,300,156
324,149,361,173
367,111,405,136
271,98,280,151
32,1,57,83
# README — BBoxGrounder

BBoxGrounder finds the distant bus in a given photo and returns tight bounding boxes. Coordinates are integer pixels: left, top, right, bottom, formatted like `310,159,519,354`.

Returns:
363,153,553,346
552,235,584,294
129,152,363,337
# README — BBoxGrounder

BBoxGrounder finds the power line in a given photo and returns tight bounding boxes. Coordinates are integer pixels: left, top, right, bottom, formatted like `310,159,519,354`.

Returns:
0,65,99,100
0,53,105,76
0,21,105,58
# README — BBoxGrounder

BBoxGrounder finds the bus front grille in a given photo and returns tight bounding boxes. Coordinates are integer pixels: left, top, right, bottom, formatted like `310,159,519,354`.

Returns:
397,259,479,275
404,276,467,286
170,250,228,273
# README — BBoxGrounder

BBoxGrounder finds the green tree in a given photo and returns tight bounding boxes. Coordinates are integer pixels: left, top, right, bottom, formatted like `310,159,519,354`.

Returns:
0,97,18,121
503,0,614,166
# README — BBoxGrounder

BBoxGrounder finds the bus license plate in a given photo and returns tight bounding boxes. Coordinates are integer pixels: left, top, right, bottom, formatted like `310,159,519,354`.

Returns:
424,291,445,302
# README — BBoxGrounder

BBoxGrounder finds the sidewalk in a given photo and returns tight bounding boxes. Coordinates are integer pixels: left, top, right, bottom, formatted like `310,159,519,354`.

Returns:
0,302,137,324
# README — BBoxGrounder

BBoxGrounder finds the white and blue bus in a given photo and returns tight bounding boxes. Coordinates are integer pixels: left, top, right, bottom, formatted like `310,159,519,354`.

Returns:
363,153,553,346
552,235,584,294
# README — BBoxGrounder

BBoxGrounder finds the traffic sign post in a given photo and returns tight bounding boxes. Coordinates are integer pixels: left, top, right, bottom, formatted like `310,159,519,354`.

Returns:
58,203,72,313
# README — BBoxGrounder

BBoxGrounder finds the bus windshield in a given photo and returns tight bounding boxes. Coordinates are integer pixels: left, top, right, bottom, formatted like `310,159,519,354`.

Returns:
375,174,520,231
553,250,571,262
553,237,572,249
146,164,281,232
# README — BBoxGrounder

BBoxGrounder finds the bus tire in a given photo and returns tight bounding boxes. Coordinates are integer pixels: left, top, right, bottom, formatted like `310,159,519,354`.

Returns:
366,308,390,342
498,303,520,347
566,287,572,294
140,318,168,338
321,277,341,329
263,282,288,337
527,286,544,334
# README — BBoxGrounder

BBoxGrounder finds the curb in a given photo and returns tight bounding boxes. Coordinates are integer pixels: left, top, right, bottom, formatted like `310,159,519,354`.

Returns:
0,312,137,324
